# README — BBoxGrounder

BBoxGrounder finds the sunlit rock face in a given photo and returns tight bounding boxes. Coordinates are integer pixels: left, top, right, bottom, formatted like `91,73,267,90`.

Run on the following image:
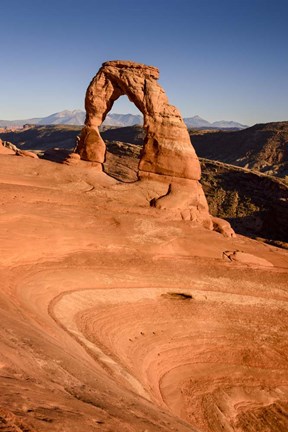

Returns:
76,61,221,230
76,60,201,180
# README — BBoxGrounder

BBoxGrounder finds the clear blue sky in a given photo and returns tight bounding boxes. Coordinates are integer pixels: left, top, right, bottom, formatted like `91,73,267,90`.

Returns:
1,0,287,125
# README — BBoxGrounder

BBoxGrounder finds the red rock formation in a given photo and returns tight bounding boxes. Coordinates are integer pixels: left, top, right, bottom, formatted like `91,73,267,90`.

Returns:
76,60,234,233
16,149,39,159
77,60,200,180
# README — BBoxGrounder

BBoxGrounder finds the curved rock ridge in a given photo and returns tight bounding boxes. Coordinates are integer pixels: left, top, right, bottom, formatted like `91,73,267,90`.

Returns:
76,60,201,182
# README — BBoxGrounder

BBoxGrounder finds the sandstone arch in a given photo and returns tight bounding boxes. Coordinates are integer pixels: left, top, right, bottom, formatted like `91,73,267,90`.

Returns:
76,60,201,180
75,60,235,234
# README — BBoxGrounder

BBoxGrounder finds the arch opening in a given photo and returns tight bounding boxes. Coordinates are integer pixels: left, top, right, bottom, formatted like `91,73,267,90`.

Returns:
109,95,143,119
100,95,145,183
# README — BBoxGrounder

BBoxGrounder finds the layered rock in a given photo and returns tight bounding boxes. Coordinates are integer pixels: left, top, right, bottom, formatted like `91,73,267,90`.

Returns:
76,60,233,234
0,139,38,158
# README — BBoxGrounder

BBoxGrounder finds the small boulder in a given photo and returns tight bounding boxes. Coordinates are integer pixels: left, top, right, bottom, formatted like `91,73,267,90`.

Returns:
212,216,236,238
63,152,81,166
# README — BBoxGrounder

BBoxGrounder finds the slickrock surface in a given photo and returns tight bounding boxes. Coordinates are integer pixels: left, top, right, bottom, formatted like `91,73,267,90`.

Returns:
0,152,288,431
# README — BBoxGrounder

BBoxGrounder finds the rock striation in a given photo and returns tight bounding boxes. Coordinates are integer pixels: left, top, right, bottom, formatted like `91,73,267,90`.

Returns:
76,60,233,233
0,150,288,432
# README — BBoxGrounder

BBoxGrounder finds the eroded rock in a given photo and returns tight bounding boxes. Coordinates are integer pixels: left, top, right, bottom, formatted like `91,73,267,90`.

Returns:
223,250,274,267
76,60,234,234
212,216,236,238
63,152,81,166
76,60,200,180
16,149,39,159
0,139,16,155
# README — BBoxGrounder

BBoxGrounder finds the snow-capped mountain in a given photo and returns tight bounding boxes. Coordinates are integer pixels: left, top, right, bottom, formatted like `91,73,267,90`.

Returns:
184,116,247,129
211,120,247,129
0,110,248,130
183,115,212,128
36,111,143,127
37,110,85,125
103,113,142,127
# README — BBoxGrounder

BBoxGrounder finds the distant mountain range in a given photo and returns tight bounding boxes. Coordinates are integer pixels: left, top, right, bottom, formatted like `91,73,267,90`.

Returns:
0,110,248,130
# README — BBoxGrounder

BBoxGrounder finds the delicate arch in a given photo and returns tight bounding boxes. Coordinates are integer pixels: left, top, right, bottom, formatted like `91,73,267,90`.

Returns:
76,60,201,180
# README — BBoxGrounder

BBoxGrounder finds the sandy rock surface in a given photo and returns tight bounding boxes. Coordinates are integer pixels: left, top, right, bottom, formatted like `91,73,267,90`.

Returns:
0,153,288,432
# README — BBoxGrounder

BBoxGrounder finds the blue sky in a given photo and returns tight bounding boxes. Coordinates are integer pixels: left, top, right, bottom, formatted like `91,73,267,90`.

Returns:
0,0,287,125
